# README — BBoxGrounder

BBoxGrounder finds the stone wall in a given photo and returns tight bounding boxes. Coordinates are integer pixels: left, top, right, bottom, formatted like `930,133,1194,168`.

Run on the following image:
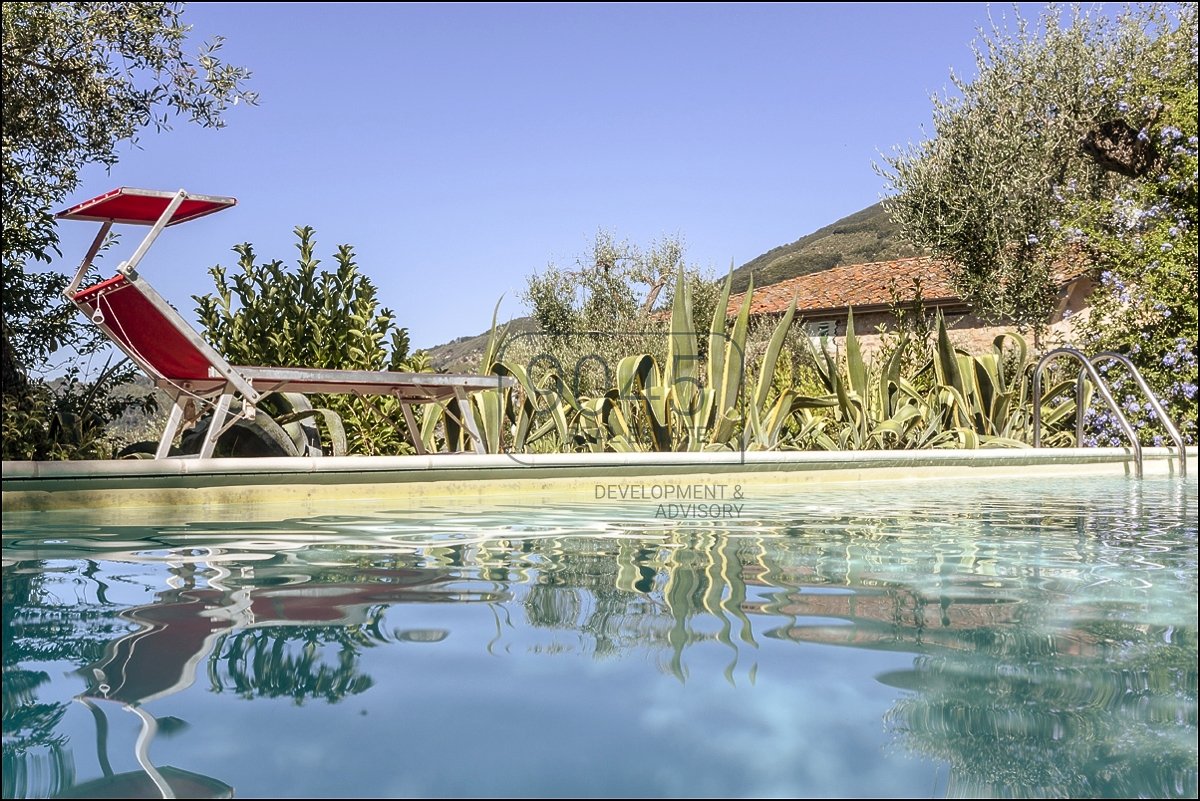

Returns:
800,307,1011,356
791,276,1095,356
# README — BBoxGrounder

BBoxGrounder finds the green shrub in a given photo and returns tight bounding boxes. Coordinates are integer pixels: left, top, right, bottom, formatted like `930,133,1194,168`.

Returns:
1,360,155,460
194,226,428,455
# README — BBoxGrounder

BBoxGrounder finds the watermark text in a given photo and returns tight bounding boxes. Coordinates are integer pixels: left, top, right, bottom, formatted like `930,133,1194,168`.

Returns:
595,483,744,501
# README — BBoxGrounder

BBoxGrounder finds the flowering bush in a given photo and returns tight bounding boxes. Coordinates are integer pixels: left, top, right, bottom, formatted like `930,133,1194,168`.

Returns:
1063,20,1198,446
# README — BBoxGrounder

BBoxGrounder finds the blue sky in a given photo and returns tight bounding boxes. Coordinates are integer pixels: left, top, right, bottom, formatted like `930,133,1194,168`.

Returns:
54,2,1045,351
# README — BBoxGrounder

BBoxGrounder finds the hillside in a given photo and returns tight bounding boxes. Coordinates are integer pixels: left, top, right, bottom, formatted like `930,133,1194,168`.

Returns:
425,315,539,372
728,203,916,293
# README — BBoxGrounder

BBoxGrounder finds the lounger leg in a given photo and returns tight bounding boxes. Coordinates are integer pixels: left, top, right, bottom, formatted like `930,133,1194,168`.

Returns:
400,402,426,455
199,393,234,459
156,393,186,459
453,387,486,454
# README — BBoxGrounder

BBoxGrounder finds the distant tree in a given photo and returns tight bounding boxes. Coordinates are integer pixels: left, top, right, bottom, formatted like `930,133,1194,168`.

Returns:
1,1,254,457
518,230,720,394
524,230,681,336
878,3,1193,335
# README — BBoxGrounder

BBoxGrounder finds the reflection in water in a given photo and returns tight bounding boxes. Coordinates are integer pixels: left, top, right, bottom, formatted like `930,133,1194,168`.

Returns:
84,560,487,706
66,699,232,799
2,477,1196,798
881,629,1198,798
3,551,498,797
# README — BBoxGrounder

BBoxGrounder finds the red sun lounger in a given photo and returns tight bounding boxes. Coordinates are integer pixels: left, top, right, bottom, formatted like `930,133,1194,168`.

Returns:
59,187,511,458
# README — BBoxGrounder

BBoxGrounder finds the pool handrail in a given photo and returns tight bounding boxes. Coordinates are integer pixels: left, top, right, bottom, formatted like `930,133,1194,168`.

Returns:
1077,351,1186,478
1032,347,1142,478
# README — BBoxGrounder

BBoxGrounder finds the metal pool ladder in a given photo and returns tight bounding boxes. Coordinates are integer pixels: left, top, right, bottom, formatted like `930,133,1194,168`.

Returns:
1031,347,1187,479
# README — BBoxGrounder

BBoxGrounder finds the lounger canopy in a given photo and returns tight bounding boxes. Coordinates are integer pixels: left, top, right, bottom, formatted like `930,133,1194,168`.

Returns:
57,186,237,226
60,187,512,458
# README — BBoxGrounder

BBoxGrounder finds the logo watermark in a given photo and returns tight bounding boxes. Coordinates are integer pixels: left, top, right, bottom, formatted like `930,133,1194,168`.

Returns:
492,329,750,465
595,482,743,501
653,502,745,519
596,482,746,518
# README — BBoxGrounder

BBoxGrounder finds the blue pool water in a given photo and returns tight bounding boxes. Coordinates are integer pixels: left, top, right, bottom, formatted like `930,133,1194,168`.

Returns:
3,474,1196,798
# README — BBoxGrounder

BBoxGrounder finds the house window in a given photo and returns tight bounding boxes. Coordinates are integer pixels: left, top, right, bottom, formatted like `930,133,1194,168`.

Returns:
808,321,835,338
807,321,836,352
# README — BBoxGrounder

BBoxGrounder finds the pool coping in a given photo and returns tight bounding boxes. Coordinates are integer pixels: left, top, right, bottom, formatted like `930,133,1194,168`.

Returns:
2,447,1195,512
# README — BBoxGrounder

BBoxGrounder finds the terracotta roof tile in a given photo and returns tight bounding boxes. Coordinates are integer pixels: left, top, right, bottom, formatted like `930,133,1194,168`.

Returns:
726,256,959,318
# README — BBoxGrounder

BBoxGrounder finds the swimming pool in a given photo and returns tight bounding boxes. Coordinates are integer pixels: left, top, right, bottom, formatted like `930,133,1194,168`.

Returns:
2,472,1196,798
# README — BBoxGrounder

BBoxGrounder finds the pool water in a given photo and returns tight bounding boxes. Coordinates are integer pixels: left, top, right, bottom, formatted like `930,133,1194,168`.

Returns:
3,475,1196,798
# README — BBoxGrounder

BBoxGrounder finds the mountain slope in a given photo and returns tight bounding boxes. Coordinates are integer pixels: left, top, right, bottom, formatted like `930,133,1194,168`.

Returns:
728,203,916,293
426,315,537,372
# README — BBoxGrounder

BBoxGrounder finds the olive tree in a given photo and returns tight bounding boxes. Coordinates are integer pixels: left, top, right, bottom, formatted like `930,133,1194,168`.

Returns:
1,2,253,458
877,3,1191,334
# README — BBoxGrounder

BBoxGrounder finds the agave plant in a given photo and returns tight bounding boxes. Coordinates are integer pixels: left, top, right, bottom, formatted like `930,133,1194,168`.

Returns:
603,269,826,452
798,309,1082,449
927,313,1082,446
413,299,567,455
424,270,1085,455
799,310,920,450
